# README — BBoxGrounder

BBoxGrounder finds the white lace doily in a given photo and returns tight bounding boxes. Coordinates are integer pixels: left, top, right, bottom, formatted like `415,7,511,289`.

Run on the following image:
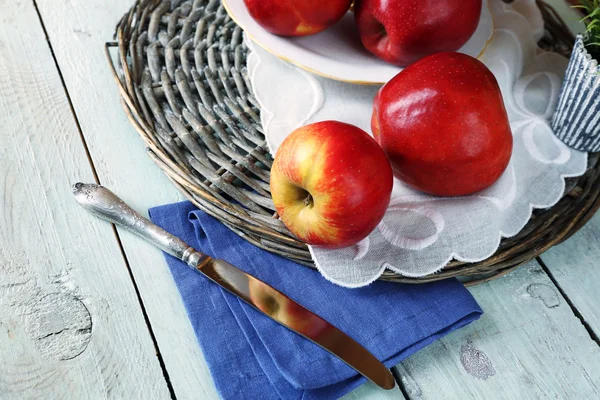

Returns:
247,0,588,287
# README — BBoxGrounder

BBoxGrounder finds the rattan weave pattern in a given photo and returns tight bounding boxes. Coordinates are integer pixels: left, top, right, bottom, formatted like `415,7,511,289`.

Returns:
107,0,600,284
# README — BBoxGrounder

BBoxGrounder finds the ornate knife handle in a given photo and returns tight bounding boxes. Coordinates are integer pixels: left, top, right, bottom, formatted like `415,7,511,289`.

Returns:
72,183,206,268
72,183,397,390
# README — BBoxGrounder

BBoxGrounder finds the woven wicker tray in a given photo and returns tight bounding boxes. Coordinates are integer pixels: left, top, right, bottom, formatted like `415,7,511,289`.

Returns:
106,0,600,285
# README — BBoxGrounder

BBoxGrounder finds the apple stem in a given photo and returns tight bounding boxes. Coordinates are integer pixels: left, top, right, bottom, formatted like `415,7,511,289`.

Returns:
303,193,314,208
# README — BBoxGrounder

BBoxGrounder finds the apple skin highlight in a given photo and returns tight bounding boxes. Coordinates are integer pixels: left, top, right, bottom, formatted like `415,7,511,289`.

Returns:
354,0,482,66
243,0,353,37
270,121,393,248
372,52,513,197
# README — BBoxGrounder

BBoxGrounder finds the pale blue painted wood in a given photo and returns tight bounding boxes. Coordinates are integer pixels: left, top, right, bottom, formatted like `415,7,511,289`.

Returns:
540,212,600,338
0,1,171,397
393,261,600,399
342,382,405,399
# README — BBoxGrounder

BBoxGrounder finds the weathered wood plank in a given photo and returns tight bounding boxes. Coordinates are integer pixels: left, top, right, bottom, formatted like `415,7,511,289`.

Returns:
32,0,218,397
393,261,600,399
540,213,600,339
341,381,405,399
0,1,170,398
34,0,401,397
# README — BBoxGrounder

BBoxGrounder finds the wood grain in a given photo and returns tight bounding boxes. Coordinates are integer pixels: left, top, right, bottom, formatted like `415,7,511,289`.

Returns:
393,261,600,399
33,0,401,398
0,1,170,398
32,0,218,396
341,382,405,399
540,213,600,339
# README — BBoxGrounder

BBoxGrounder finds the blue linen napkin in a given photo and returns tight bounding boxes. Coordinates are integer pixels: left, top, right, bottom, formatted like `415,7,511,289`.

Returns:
149,201,482,399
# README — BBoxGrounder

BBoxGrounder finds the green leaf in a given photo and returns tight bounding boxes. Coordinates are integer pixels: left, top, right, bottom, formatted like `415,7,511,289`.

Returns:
577,2,600,45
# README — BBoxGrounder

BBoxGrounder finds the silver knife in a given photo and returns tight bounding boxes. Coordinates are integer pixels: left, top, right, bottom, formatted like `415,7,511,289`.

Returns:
72,183,395,390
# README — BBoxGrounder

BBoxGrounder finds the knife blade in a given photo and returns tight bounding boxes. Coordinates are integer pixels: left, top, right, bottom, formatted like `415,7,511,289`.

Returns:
72,183,395,390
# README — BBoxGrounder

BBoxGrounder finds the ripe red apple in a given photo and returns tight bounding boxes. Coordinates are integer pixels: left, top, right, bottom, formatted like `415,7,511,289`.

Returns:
243,0,353,37
270,121,393,248
354,0,482,66
372,52,513,196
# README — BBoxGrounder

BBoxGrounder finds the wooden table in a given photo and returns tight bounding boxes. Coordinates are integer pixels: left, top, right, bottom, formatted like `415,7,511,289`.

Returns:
1,0,599,398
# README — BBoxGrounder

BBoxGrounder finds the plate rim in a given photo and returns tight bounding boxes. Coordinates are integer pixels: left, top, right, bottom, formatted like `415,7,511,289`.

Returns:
222,0,495,85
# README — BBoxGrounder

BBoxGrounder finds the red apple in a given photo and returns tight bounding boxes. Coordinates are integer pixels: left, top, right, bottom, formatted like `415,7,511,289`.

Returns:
354,0,482,66
372,52,513,196
270,121,393,248
243,0,353,37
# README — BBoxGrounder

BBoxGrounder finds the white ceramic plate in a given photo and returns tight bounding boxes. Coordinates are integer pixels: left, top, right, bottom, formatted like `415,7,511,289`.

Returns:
223,0,494,84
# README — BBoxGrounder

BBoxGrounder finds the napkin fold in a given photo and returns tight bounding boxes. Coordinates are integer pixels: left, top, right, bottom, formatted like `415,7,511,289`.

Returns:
149,201,483,399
